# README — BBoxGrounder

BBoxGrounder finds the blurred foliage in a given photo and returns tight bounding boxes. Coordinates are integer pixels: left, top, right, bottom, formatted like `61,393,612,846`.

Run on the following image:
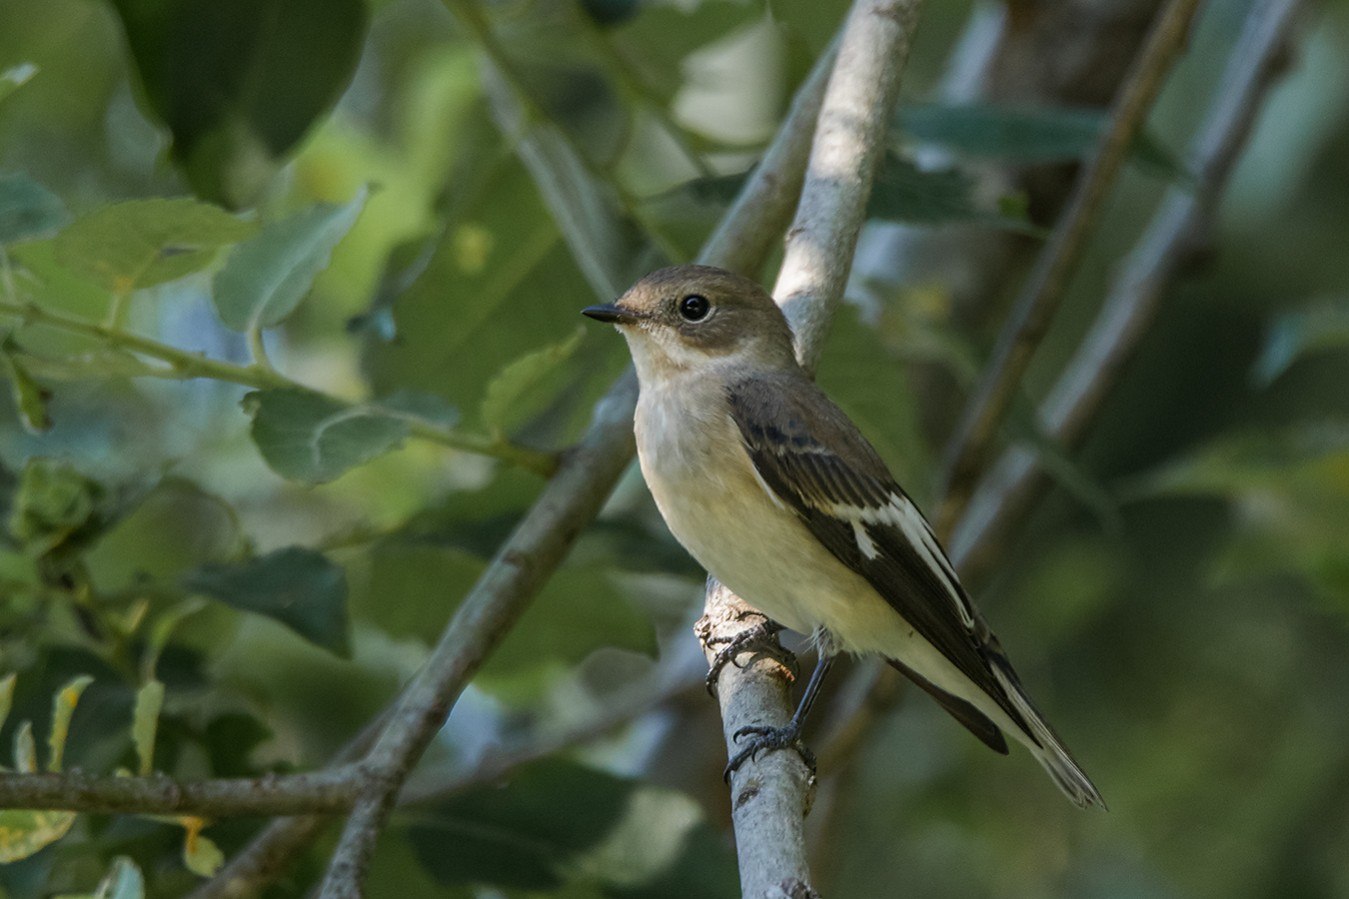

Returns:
0,0,1346,897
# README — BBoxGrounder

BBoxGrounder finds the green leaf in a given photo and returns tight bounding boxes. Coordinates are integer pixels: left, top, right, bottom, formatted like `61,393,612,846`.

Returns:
480,328,585,437
181,818,224,877
109,0,368,206
93,857,145,899
6,348,167,382
0,63,37,105
132,680,165,776
897,103,1190,181
183,546,350,655
53,198,255,293
47,674,93,773
868,153,1041,234
14,720,37,773
1,337,53,433
0,172,68,244
407,759,737,897
211,191,367,331
1252,297,1349,386
0,673,14,734
476,565,656,703
375,390,461,430
245,388,410,484
1129,422,1349,607
0,808,77,863
7,458,107,559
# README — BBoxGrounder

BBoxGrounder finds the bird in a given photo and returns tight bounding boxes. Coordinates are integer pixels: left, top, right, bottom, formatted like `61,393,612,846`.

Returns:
582,263,1104,808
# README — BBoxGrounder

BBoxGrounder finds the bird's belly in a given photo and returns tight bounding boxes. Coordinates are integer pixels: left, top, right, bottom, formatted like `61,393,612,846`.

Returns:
639,429,888,645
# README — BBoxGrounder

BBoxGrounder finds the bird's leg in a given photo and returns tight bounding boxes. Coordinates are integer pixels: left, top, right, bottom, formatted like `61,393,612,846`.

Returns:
724,648,836,781
703,610,793,696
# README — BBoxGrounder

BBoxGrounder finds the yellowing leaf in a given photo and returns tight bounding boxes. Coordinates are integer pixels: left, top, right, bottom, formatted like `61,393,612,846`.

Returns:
180,817,224,877
48,674,93,773
132,680,165,776
0,809,77,862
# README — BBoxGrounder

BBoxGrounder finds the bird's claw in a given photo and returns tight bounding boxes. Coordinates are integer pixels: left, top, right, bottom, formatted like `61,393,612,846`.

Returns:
704,615,791,696
722,723,817,782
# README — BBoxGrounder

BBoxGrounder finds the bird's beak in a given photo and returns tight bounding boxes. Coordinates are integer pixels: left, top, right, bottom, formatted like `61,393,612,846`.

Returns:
581,303,641,325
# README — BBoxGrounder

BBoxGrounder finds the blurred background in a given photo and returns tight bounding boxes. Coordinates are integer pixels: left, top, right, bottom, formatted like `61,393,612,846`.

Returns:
1,0,1347,896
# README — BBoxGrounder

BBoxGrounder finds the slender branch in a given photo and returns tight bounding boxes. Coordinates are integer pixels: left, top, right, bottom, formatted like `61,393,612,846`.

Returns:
949,0,1307,578
0,767,360,817
935,0,1204,536
699,3,923,896
0,296,558,475
314,33,833,895
776,0,923,375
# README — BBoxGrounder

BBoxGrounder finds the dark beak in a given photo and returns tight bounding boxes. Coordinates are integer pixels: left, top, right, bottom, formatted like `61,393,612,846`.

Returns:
581,303,640,325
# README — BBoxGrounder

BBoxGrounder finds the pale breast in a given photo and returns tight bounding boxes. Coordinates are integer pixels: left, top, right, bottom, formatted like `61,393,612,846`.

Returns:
634,375,883,638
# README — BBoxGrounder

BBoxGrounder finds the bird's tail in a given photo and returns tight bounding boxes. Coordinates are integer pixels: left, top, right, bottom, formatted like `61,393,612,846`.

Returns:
988,654,1107,810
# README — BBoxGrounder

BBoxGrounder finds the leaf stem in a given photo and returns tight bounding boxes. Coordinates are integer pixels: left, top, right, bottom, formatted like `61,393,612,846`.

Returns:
0,296,559,475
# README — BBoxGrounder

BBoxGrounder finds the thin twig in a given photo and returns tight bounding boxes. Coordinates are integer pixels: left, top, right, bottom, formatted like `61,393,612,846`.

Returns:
935,0,1205,536
0,767,360,817
949,0,1308,577
0,296,558,475
699,2,924,896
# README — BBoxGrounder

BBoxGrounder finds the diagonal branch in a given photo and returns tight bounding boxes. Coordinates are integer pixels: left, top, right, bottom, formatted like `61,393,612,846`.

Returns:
699,2,924,897
0,767,360,817
948,0,1309,578
935,0,1205,536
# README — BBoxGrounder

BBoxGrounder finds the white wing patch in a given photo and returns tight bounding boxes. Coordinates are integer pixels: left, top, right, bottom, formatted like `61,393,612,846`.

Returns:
824,492,976,630
851,520,879,559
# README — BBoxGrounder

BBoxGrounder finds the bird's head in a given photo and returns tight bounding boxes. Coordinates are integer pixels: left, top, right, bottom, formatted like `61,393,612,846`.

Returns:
582,264,797,380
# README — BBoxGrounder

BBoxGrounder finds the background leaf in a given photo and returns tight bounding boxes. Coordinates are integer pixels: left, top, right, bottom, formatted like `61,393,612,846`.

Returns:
108,0,368,206
212,191,367,331
897,103,1189,180
183,547,350,655
480,328,585,438
0,172,68,244
52,198,255,293
0,809,77,864
1252,296,1349,385
46,674,93,773
407,759,737,897
0,63,37,105
132,680,164,776
245,389,410,484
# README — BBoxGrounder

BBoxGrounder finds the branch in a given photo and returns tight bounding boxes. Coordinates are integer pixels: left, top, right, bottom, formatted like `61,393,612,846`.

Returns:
0,767,359,817
935,0,1204,536
0,296,558,475
948,0,1308,578
699,3,923,897
312,30,835,896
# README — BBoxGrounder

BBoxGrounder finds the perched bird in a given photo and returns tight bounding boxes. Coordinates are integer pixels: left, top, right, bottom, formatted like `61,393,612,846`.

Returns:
583,264,1104,808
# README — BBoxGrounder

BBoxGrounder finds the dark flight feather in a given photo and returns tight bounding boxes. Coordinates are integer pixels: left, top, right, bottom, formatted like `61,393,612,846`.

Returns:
725,371,1035,744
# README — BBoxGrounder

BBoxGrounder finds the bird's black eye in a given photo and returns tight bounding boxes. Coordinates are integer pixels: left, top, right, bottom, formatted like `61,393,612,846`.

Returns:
678,294,710,322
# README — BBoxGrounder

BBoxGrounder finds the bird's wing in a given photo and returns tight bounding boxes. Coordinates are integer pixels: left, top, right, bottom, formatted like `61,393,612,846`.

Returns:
726,373,1031,736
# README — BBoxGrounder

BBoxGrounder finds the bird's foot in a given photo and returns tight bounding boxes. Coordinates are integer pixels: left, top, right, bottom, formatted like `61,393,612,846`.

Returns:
723,722,816,781
704,614,792,696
